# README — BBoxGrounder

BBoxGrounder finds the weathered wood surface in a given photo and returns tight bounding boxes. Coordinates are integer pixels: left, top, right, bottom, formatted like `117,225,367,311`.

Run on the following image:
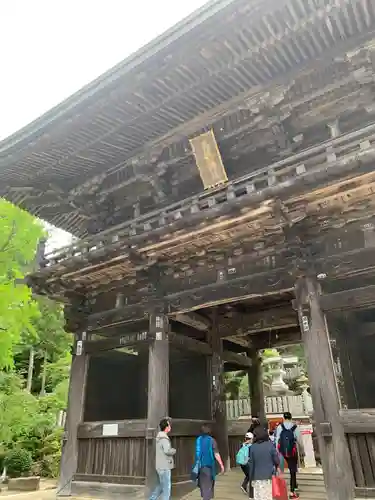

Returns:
57,338,88,496
83,329,251,367
34,209,375,301
320,285,375,313
73,419,247,491
296,277,355,500
146,314,170,491
346,432,375,495
168,331,212,355
76,437,146,484
170,420,213,437
77,420,148,439
209,310,230,470
81,241,375,330
4,0,375,239
221,350,252,368
171,436,196,483
247,349,266,425
175,312,211,332
341,410,375,434
84,332,149,353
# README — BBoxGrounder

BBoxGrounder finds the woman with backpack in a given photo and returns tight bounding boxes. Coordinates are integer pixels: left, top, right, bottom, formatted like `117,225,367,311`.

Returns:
236,432,253,495
248,426,280,500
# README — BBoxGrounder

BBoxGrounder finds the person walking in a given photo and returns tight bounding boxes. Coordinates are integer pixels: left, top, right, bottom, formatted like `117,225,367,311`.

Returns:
248,416,268,434
149,418,176,500
248,426,280,500
194,424,225,500
236,431,253,494
275,412,305,499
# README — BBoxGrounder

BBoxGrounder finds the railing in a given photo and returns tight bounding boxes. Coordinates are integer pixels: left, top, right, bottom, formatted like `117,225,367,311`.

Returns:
41,122,375,268
226,394,313,420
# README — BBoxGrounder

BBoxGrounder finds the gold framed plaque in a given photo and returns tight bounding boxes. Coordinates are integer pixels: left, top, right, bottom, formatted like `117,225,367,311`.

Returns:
190,130,228,189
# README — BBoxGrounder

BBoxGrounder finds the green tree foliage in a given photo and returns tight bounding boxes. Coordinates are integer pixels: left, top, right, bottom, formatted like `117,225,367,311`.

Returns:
0,200,72,477
0,199,44,368
14,297,72,394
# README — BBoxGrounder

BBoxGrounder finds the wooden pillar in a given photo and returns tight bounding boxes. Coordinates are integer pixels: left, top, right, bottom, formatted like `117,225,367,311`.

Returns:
248,349,266,426
295,277,354,500
146,313,170,490
57,333,88,496
209,309,230,470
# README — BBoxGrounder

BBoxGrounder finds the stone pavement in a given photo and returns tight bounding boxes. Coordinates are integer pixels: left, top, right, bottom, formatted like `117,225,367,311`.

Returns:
1,471,374,500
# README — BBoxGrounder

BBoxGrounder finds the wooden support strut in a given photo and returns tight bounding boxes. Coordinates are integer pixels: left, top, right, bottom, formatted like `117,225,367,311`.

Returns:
57,333,88,496
295,276,355,500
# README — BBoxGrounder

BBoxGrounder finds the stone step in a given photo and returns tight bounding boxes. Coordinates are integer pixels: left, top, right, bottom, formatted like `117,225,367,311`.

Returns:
182,469,328,500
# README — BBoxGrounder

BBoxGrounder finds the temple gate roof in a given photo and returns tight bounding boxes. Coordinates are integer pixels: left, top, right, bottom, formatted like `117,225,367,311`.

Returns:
1,0,375,237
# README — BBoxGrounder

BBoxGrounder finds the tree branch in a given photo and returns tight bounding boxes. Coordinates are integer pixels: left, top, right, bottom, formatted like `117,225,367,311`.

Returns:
0,220,16,254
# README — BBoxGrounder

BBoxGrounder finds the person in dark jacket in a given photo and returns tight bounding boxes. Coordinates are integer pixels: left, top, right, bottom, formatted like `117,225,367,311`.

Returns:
248,427,279,500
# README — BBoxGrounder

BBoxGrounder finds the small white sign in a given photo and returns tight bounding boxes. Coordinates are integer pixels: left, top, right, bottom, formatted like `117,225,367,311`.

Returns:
302,316,310,332
76,340,83,356
102,423,119,437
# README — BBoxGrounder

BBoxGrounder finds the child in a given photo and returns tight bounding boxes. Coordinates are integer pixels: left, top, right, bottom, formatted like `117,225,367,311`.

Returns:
236,431,253,495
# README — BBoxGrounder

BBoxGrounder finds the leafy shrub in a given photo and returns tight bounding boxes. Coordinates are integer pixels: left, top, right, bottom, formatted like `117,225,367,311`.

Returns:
38,428,63,477
40,454,61,478
4,449,33,477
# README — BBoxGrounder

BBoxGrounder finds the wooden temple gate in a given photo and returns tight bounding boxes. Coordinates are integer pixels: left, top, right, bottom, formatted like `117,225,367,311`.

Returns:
2,0,375,498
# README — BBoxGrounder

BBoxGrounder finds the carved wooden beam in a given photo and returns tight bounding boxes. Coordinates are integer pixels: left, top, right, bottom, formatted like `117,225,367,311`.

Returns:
218,306,297,338
173,312,211,331
249,327,301,350
222,350,252,368
168,331,212,355
85,240,375,331
87,266,295,331
32,121,375,279
320,285,375,313
84,331,149,354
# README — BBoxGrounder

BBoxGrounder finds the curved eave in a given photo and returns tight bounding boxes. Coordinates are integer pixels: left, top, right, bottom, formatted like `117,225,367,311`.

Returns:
0,0,239,156
1,0,375,237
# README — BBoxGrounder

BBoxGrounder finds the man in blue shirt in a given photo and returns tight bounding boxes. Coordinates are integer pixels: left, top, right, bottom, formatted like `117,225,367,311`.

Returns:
275,412,305,499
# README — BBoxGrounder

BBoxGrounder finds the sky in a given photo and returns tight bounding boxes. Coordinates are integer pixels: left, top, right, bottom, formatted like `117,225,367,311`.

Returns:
1,0,208,248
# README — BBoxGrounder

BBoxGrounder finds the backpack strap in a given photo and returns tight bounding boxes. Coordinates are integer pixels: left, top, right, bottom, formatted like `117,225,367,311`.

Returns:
281,424,286,431
291,425,297,432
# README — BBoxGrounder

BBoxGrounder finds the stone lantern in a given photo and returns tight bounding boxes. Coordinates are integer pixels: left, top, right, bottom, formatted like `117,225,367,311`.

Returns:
262,353,290,395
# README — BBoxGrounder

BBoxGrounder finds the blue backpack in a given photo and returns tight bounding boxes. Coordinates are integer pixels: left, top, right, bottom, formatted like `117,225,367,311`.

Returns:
236,443,250,465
